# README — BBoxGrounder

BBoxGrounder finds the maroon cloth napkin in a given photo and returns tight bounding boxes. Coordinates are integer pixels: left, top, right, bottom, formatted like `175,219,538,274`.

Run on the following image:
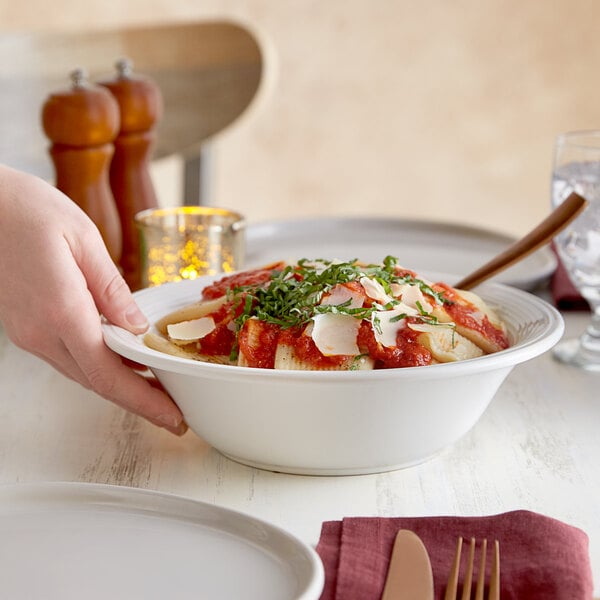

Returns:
316,510,593,600
550,244,590,311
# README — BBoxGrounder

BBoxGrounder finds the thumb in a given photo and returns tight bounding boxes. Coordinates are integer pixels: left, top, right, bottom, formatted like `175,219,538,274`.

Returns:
76,232,149,334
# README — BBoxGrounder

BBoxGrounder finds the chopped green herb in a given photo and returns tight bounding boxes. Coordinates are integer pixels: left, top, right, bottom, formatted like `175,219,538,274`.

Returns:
229,257,449,333
389,313,408,323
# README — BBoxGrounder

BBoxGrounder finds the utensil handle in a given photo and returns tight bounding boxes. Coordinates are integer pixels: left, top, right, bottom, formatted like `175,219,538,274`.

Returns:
454,191,587,290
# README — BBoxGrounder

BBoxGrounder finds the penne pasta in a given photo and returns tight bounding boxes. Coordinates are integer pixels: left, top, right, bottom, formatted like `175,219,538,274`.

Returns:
273,344,313,370
273,343,375,371
413,326,484,363
456,289,505,329
143,332,234,365
238,318,280,369
431,288,508,355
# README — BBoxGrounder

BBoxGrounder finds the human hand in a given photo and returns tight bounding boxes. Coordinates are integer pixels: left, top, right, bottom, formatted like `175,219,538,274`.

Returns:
0,165,187,435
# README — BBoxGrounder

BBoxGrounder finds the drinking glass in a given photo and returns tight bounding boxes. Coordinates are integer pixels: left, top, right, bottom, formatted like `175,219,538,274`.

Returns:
551,130,600,370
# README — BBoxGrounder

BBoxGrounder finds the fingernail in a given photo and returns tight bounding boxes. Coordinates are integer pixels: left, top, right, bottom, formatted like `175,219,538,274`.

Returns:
155,414,188,436
125,303,148,330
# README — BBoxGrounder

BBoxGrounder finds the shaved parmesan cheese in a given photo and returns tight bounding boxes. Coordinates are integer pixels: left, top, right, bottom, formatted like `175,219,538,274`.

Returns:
360,277,393,305
311,313,360,356
397,284,433,313
372,308,410,348
390,283,403,297
321,284,364,309
167,317,216,341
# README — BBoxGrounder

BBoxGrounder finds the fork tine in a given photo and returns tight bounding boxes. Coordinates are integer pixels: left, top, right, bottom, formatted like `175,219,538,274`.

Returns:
461,538,476,600
446,537,501,600
489,540,501,600
444,537,463,600
474,538,488,600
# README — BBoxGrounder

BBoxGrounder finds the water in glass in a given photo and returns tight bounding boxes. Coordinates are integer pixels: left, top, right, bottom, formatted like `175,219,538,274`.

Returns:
551,131,600,370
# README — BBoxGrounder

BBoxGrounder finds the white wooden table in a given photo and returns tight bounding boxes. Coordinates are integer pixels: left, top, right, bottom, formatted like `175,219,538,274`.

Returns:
0,312,598,595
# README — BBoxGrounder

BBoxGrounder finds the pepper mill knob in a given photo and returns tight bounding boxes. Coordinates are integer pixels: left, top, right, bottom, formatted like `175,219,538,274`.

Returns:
41,68,123,263
98,58,163,290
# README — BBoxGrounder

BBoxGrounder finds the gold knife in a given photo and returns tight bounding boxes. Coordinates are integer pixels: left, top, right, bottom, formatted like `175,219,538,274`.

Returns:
381,529,435,600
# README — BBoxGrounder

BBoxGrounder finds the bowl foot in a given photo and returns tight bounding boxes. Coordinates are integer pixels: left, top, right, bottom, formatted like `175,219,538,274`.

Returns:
219,450,445,476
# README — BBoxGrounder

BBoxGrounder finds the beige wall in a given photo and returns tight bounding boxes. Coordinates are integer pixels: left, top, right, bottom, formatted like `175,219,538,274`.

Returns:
2,0,599,236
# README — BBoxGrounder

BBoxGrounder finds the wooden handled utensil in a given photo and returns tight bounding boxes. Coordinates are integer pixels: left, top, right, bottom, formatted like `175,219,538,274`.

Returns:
454,191,587,290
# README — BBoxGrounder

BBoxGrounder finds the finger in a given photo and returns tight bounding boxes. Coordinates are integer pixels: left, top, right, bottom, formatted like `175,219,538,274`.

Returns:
86,352,187,435
62,310,187,435
33,323,186,435
68,228,149,335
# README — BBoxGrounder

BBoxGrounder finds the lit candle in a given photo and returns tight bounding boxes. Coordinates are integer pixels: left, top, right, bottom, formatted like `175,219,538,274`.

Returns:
135,207,245,287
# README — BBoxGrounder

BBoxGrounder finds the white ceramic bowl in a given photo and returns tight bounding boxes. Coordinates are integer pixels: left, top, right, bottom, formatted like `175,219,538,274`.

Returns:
102,276,564,476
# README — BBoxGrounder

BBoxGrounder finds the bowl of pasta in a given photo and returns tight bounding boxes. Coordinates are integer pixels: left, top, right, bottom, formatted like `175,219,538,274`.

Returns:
103,257,564,475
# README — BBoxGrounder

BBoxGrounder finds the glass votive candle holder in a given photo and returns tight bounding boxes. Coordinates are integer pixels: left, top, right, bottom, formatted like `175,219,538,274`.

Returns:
135,206,246,287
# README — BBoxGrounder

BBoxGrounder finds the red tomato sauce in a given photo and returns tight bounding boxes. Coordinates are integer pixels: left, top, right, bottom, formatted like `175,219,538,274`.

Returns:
394,267,419,280
195,300,235,356
238,320,281,369
279,328,348,369
197,325,236,357
234,315,435,369
357,321,432,368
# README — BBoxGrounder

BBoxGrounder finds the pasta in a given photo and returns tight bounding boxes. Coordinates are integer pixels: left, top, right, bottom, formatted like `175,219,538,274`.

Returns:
144,256,510,370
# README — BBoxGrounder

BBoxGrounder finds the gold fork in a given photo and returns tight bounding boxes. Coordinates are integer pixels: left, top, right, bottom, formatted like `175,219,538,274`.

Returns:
444,537,500,600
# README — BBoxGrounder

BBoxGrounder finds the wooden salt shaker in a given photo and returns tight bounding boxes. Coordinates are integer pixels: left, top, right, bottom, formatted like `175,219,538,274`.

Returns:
98,58,163,290
42,68,122,263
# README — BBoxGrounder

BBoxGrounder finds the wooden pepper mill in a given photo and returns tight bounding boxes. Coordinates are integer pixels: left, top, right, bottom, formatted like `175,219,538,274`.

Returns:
98,58,163,290
42,68,123,263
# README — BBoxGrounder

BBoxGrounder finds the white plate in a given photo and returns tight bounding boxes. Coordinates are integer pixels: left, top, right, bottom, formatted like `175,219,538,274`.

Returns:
0,482,324,600
245,217,557,290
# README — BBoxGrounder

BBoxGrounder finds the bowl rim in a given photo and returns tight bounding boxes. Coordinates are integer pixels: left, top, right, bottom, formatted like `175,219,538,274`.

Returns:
102,277,564,381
